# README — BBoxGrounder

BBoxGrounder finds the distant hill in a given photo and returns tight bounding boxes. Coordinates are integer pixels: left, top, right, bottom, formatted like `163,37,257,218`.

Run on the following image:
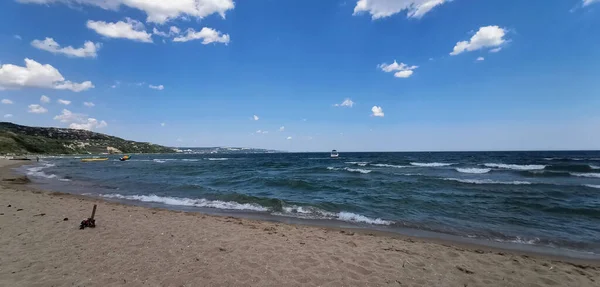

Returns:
0,122,176,155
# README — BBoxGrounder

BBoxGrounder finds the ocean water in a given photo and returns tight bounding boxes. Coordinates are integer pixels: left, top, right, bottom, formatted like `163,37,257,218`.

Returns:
22,151,600,256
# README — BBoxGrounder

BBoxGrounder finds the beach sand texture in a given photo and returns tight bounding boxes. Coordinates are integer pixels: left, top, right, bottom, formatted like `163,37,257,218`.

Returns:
1,159,599,286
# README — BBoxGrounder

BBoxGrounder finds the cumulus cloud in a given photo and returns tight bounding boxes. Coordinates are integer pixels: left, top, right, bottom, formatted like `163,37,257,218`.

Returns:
279,126,285,132
334,98,355,107
371,106,384,117
450,26,507,56
40,95,50,103
378,61,418,78
173,27,230,44
149,84,164,90
1,99,13,104
87,18,152,43
53,108,107,130
286,136,292,140
28,104,47,114
353,0,449,19
476,57,485,61
489,47,502,53
253,115,259,121
17,0,235,24
4,114,13,118
31,38,101,58
583,0,600,6
0,58,94,92
58,99,71,105
256,130,268,134
153,26,182,38
83,101,95,107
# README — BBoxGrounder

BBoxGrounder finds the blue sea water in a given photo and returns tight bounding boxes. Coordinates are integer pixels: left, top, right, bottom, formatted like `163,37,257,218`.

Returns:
21,151,600,257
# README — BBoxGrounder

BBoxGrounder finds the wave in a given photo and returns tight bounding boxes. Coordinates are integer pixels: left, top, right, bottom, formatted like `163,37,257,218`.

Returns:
571,173,600,178
455,168,491,174
520,170,571,178
208,158,229,161
443,178,532,185
328,167,372,174
346,162,369,167
99,194,392,225
372,163,410,168
545,164,596,173
153,159,166,163
99,194,269,211
483,163,545,170
410,162,454,167
26,163,57,179
182,159,200,162
584,184,600,189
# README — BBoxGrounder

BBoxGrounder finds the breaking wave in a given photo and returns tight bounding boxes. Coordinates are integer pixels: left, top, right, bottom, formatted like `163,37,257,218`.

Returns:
26,163,57,179
455,168,491,174
328,167,372,174
571,173,600,178
372,163,410,168
208,158,229,161
443,178,532,185
483,163,546,170
410,162,454,167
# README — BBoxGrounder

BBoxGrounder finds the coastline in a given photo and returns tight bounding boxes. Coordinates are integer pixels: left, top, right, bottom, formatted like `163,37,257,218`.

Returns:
1,159,599,286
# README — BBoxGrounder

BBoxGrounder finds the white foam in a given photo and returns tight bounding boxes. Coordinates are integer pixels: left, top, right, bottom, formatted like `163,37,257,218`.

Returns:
444,178,531,185
346,162,369,166
26,163,57,179
483,163,545,170
456,168,491,174
327,167,372,174
372,164,409,168
59,178,71,182
584,184,600,189
337,212,393,225
571,173,600,178
153,159,166,163
99,194,268,211
182,159,200,162
208,158,229,161
410,162,454,167
591,165,600,170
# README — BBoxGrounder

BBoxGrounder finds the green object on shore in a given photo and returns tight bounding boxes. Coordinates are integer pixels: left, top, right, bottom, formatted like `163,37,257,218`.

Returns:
0,122,176,155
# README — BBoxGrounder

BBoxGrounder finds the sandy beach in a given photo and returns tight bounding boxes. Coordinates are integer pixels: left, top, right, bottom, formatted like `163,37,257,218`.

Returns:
0,159,599,286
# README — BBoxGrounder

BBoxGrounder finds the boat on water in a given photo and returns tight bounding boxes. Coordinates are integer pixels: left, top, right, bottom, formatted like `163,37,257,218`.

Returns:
81,158,109,162
330,150,339,158
119,155,131,161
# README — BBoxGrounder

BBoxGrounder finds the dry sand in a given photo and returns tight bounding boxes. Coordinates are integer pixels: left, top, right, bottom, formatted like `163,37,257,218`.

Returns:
0,159,599,287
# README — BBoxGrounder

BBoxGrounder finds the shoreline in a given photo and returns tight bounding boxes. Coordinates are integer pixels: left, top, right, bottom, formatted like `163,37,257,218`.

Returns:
10,159,600,263
2,159,599,286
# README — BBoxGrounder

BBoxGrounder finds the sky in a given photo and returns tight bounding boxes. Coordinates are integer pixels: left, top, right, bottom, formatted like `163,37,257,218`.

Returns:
0,0,599,152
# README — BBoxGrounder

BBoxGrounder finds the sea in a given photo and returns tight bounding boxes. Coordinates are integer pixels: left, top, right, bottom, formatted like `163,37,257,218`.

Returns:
18,151,600,259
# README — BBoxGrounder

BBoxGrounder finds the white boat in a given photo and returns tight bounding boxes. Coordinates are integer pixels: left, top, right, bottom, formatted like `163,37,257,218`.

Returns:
330,150,339,158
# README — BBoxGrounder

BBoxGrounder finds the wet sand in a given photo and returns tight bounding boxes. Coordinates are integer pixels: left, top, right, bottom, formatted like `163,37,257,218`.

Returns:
0,159,598,286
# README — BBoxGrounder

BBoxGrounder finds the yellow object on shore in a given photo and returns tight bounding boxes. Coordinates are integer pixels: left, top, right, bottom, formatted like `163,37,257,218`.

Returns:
81,158,109,162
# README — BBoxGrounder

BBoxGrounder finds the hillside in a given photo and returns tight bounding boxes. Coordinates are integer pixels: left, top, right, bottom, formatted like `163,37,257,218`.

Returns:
0,122,175,155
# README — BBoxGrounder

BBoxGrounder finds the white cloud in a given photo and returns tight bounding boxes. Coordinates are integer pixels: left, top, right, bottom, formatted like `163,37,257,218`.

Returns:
1,99,13,104
334,98,355,107
450,26,507,56
31,37,101,58
173,27,230,44
58,99,71,105
256,130,268,134
353,0,449,19
40,95,50,103
286,136,292,140
69,118,107,130
149,84,164,90
476,57,485,61
378,61,418,78
83,101,95,107
4,114,13,118
111,84,117,88
371,106,384,117
583,0,600,6
17,0,235,24
489,47,502,53
253,115,259,121
161,122,166,127
14,35,22,40
87,18,153,43
28,104,47,114
53,108,107,130
279,126,285,132
0,58,93,92
153,26,182,38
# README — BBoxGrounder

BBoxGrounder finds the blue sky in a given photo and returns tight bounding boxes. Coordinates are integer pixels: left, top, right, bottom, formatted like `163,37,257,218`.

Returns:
0,0,599,151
